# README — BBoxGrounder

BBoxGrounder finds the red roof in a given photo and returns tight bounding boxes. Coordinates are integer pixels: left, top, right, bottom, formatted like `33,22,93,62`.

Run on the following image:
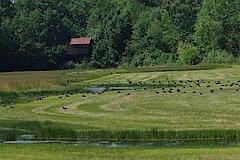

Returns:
70,37,92,45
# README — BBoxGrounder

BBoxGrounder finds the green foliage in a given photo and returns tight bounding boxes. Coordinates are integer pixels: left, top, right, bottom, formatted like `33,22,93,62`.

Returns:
130,50,176,67
0,0,14,20
87,0,135,68
194,0,240,56
126,8,180,57
178,42,202,65
0,0,74,70
202,50,235,64
0,0,238,71
237,57,240,64
65,61,89,69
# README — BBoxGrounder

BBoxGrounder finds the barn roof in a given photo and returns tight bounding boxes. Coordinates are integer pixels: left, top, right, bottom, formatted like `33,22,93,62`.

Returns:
70,37,92,45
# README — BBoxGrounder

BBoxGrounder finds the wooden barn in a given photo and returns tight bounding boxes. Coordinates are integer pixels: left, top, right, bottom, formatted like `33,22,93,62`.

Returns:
68,37,93,62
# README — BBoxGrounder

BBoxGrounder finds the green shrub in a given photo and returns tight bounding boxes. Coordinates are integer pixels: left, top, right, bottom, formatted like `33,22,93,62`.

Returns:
202,50,235,64
156,52,177,65
178,42,202,65
65,61,89,69
131,53,146,67
236,56,240,64
131,50,176,67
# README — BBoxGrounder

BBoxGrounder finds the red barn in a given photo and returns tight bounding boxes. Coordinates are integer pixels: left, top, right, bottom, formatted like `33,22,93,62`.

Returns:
68,37,93,62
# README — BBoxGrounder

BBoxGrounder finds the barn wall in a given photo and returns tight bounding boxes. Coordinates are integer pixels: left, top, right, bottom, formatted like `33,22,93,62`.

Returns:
68,45,88,54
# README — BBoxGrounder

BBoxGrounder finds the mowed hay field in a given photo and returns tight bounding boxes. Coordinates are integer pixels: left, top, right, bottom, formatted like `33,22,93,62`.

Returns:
1,85,240,131
1,65,240,159
0,65,240,131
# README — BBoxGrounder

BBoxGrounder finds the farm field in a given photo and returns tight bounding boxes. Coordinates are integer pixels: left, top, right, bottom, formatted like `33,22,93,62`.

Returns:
0,65,240,159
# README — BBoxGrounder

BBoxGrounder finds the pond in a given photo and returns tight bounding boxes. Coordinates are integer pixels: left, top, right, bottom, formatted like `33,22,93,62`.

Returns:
86,87,144,93
85,87,106,93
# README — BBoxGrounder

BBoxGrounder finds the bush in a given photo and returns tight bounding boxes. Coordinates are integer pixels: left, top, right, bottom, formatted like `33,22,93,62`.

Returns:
156,52,177,65
130,50,176,67
65,61,89,69
178,42,202,65
202,50,235,64
131,53,146,67
236,56,240,64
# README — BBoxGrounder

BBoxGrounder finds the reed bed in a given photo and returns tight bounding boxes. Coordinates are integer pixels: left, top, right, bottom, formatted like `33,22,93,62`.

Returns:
35,126,77,141
1,120,240,143
0,130,17,141
32,128,240,142
0,120,77,141
77,129,240,142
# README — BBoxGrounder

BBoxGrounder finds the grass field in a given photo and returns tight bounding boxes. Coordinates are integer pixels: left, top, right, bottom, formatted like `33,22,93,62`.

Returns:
0,64,240,159
1,65,240,131
1,144,240,160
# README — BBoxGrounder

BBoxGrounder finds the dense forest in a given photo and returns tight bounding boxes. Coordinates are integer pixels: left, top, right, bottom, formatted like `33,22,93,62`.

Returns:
0,0,239,71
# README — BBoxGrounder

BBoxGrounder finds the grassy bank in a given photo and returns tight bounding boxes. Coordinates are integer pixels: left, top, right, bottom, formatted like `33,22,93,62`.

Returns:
1,120,240,143
1,144,240,160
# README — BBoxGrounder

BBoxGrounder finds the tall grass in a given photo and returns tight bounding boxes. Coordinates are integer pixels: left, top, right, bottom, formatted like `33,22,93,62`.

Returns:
0,80,52,91
35,127,77,141
0,130,18,141
1,120,240,142
0,120,77,141
78,129,240,141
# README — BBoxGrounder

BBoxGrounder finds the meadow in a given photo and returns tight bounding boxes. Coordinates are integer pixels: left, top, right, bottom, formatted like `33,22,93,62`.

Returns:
0,64,240,159
1,144,240,160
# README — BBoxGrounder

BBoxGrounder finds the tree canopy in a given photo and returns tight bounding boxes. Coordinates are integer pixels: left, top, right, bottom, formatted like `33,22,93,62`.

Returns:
0,0,239,71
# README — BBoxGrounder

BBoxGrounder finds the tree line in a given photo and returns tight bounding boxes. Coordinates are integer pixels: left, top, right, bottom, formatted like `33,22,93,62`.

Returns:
0,0,239,71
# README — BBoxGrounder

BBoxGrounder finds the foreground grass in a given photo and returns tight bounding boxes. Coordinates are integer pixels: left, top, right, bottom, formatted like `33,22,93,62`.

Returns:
0,144,240,160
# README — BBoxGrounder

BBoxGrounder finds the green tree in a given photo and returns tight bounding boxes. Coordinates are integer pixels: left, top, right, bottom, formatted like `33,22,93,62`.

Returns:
0,0,16,71
194,0,240,56
126,8,180,58
4,0,73,70
87,0,135,67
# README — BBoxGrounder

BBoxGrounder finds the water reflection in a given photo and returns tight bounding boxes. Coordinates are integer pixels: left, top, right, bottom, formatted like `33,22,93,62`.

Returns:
2,139,240,148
